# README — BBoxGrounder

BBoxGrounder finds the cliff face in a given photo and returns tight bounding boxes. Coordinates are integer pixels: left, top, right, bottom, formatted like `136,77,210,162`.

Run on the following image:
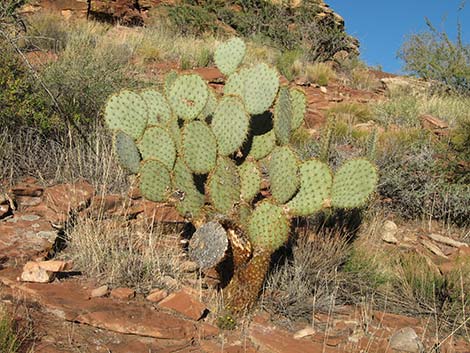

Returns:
21,0,358,58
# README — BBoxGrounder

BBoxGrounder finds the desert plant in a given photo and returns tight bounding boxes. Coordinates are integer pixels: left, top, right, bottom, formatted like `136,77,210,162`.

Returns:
305,62,336,86
103,38,378,323
398,17,470,95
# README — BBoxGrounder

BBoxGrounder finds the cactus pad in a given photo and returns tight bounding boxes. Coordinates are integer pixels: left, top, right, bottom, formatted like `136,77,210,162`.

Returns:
331,158,378,209
243,63,279,115
248,201,290,251
269,146,299,204
273,86,292,145
290,88,306,130
214,37,246,76
249,130,276,160
286,159,332,216
137,126,176,170
139,159,171,202
182,121,217,174
114,131,141,174
105,90,148,140
207,157,240,214
239,160,262,203
172,158,205,218
164,70,178,96
212,95,250,156
189,222,228,269
168,74,208,121
198,88,218,120
140,89,172,125
224,69,245,97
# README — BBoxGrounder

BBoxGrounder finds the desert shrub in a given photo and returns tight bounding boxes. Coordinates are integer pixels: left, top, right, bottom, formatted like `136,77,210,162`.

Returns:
398,19,470,95
166,3,219,35
263,229,350,323
0,303,28,353
41,29,133,129
23,11,69,51
378,142,470,226
372,91,420,127
0,40,56,131
327,102,372,125
275,49,302,81
305,62,336,86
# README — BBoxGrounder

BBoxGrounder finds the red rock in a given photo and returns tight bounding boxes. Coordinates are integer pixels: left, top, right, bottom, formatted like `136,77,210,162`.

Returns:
20,261,55,283
43,180,94,215
146,289,168,303
110,287,135,300
9,183,44,197
91,285,109,298
36,260,73,272
136,201,185,224
0,204,10,219
86,194,126,217
158,289,207,320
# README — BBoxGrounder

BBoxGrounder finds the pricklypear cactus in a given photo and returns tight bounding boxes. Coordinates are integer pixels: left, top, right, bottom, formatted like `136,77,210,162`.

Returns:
104,37,378,325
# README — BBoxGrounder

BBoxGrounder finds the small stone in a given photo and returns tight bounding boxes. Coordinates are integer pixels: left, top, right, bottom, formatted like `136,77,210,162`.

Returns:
146,289,168,303
319,86,328,93
293,326,316,339
91,285,109,298
390,327,424,353
382,220,399,244
180,260,199,273
20,262,55,283
37,260,73,272
110,287,135,300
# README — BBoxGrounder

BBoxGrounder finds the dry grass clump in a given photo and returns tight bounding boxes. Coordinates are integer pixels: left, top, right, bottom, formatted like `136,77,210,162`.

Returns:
65,217,185,293
304,62,336,86
327,101,372,125
0,126,128,193
0,302,33,353
262,227,350,324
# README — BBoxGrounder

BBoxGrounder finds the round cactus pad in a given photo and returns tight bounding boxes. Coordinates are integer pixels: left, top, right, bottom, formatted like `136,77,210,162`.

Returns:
105,90,148,140
243,63,279,115
248,202,290,251
273,86,293,145
214,37,246,76
168,74,208,121
290,88,307,130
189,222,229,269
239,160,262,203
139,159,171,202
182,121,217,174
249,130,276,160
286,159,332,216
140,89,172,125
114,131,141,174
212,95,249,156
172,158,205,218
137,126,176,170
331,158,378,209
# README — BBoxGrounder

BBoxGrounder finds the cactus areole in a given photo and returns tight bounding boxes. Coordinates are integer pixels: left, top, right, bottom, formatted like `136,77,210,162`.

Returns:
104,37,378,324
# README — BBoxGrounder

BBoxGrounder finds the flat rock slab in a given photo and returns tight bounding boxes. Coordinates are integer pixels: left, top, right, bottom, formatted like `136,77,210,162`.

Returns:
0,213,58,262
0,268,215,342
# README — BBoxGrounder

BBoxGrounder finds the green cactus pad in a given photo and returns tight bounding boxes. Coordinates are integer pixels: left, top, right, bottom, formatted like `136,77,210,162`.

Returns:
198,88,218,120
286,159,332,216
224,69,245,98
207,157,240,214
248,201,290,251
239,160,262,203
331,158,378,209
237,203,253,228
114,131,141,174
269,146,299,204
164,70,178,96
182,121,217,174
104,90,148,140
212,95,250,156
249,130,276,160
172,158,205,218
140,89,172,125
166,116,182,153
273,86,292,145
137,126,176,170
139,159,171,202
189,221,228,269
290,88,307,130
243,63,279,115
214,37,246,76
168,74,208,121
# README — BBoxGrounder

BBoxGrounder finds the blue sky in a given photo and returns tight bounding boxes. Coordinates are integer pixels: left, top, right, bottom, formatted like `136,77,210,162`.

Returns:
327,1,470,74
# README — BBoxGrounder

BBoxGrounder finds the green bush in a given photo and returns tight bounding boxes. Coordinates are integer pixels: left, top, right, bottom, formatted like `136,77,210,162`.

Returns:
0,40,57,131
398,19,470,95
23,11,69,51
41,30,133,128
